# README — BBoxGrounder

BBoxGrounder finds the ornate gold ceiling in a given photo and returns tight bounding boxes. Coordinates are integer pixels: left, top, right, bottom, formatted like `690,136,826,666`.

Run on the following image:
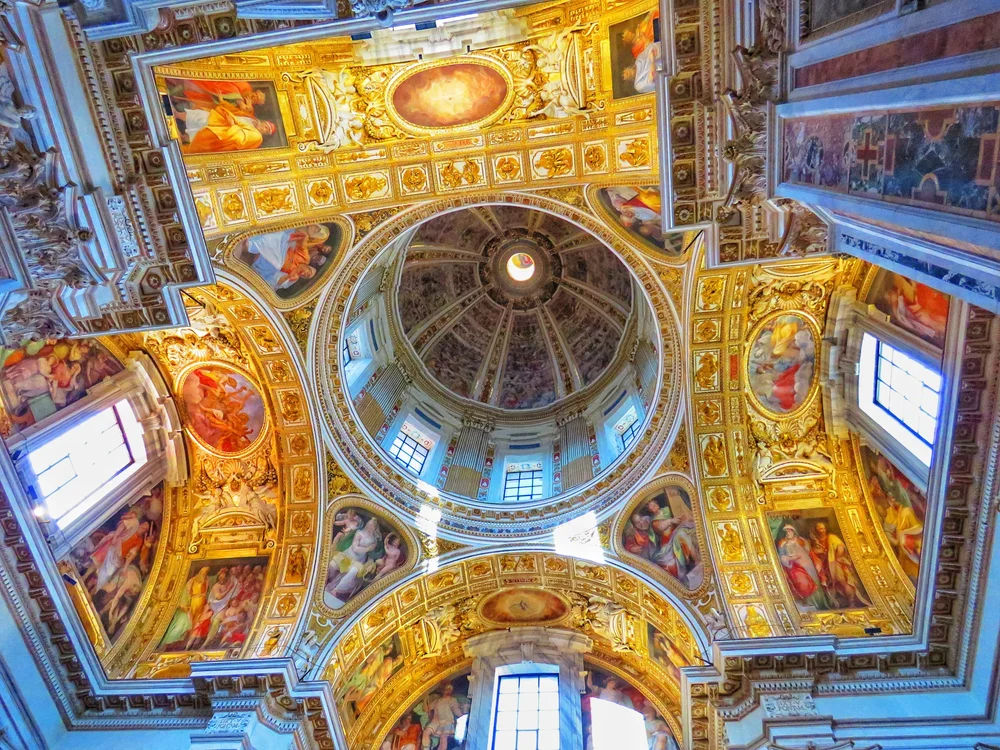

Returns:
3,0,982,746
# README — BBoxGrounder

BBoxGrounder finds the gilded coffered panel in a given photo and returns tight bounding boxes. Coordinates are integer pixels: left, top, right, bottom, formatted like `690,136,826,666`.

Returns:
314,551,700,748
687,249,915,638
88,283,323,678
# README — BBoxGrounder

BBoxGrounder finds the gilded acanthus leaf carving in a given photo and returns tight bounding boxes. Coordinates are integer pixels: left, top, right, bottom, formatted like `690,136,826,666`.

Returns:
746,268,835,325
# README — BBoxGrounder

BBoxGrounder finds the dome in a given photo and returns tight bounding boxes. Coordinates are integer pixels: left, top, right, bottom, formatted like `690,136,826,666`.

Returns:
396,206,634,411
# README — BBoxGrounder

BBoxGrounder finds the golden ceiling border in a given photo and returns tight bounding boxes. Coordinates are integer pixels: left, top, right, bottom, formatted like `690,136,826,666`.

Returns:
311,189,683,538
608,472,712,600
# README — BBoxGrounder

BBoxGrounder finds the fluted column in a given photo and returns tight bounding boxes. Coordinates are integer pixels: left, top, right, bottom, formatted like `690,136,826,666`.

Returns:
442,415,494,498
557,412,595,491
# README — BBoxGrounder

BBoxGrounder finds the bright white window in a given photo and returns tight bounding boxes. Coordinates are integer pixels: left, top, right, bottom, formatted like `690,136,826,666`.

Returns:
858,333,940,467
28,400,146,528
492,673,560,750
503,461,544,502
614,405,641,450
388,420,435,474
590,698,647,749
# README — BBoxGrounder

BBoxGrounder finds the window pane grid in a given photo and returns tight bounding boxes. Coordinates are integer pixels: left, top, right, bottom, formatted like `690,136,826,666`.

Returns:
873,341,941,448
388,432,429,474
620,417,641,450
503,469,543,502
492,674,560,750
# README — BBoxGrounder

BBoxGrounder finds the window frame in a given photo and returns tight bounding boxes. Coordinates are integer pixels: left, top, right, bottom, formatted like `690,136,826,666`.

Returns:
490,671,561,750
619,413,641,451
387,420,435,475
23,399,148,531
871,338,940,449
502,463,544,503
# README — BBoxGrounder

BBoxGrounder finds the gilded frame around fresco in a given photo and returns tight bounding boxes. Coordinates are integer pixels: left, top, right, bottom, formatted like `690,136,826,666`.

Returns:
217,214,355,311
172,359,272,457
313,494,420,620
382,54,518,136
610,473,711,598
742,308,822,421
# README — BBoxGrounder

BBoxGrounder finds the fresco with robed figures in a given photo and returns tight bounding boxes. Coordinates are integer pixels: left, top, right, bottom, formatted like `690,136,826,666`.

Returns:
861,446,926,583
67,483,163,642
157,557,267,653
768,509,871,614
234,222,343,301
324,507,407,610
582,664,679,750
378,670,470,749
164,77,287,154
622,484,704,590
0,338,122,432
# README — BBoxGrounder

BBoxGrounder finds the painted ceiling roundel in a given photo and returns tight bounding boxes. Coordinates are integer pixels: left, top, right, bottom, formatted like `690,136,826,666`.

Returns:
395,205,634,410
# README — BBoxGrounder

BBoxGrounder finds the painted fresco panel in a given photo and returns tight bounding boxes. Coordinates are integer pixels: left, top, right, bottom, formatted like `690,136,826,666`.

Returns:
647,623,683,683
783,103,1000,223
378,669,470,749
782,115,853,191
164,77,288,154
861,446,926,583
622,485,704,590
234,222,343,300
498,313,557,408
67,483,163,641
158,557,268,652
808,0,889,37
582,664,679,750
324,507,407,609
391,62,509,130
608,11,661,99
747,314,817,414
340,634,407,723
768,509,871,613
597,186,683,255
180,366,266,453
867,270,950,350
0,339,122,431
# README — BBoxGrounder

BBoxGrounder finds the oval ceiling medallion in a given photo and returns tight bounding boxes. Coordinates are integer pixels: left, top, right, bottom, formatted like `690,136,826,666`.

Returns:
387,58,514,134
745,311,819,417
478,587,570,625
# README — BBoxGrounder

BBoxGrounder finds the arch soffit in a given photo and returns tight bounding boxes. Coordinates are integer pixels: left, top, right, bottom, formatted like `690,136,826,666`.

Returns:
682,245,915,639
102,277,326,676
310,547,713,685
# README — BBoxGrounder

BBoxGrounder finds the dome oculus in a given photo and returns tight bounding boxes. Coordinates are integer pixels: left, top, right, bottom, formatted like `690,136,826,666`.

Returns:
506,253,536,282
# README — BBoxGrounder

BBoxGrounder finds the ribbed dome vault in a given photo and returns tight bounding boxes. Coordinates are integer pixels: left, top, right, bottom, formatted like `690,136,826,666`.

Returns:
396,206,634,410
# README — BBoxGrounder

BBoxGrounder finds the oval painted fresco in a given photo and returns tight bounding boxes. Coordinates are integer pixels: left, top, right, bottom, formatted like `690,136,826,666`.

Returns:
390,61,510,130
181,365,265,453
479,587,568,625
746,313,817,414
